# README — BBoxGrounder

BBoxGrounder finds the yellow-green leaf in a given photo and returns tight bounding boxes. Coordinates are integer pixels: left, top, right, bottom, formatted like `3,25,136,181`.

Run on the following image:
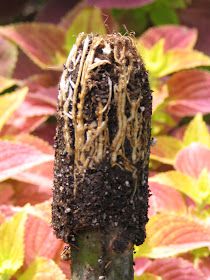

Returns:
135,213,210,258
0,87,28,131
197,169,210,204
65,6,106,51
138,39,168,78
139,38,210,78
0,212,27,278
157,49,210,77
135,273,162,280
150,171,199,203
150,136,183,165
18,257,67,280
0,77,16,93
183,113,210,148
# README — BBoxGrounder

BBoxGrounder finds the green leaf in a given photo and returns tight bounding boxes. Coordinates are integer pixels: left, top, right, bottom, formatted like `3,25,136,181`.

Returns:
18,257,67,280
0,87,28,132
0,212,27,279
65,7,106,51
170,0,187,9
150,3,179,25
183,114,210,148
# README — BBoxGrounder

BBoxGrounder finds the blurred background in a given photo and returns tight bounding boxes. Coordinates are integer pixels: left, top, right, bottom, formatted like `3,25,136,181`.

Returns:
0,1,210,279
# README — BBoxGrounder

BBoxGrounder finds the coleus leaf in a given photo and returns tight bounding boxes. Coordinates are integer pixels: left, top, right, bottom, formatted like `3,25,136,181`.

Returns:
175,143,210,179
18,257,67,280
0,23,66,69
167,70,210,117
87,0,154,8
134,258,152,276
135,273,161,280
152,84,168,112
34,200,52,224
24,215,62,266
0,85,57,136
0,37,18,77
64,6,106,51
145,258,205,280
13,162,53,188
197,257,210,280
139,25,197,51
150,171,198,203
150,114,210,165
159,49,210,77
12,181,52,206
0,76,16,93
1,116,47,136
0,182,14,204
135,213,210,258
139,40,210,78
0,87,28,131
183,114,210,148
150,136,183,165
12,134,54,187
0,211,27,278
149,181,187,216
151,151,210,206
0,140,53,182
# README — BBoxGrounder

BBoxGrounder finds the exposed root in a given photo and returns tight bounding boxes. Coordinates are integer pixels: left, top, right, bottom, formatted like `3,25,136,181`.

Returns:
58,33,151,195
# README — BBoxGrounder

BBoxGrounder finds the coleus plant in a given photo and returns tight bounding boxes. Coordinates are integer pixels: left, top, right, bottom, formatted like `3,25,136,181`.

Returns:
0,1,210,279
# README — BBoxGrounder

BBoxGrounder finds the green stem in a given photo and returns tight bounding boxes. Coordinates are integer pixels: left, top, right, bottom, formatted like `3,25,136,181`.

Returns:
71,230,134,280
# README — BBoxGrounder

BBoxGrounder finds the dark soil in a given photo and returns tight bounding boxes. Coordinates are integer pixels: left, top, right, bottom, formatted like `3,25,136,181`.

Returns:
52,34,152,251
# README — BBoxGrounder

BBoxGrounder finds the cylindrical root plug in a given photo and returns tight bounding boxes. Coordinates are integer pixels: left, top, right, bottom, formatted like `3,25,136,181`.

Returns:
52,33,152,279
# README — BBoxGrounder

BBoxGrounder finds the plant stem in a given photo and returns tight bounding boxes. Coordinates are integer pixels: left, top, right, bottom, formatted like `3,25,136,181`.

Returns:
71,230,133,280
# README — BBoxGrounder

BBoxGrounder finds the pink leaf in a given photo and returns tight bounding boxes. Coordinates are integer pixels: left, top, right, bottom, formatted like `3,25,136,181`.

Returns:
33,122,56,145
1,116,47,136
0,23,66,69
0,83,57,136
0,37,18,77
12,135,54,187
15,134,54,154
197,258,210,280
145,258,205,280
0,182,14,204
140,25,197,51
167,70,210,117
87,0,154,8
0,140,53,182
13,162,53,188
57,260,71,280
24,215,62,266
149,181,187,217
175,143,210,178
0,205,21,219
135,258,152,276
13,181,52,206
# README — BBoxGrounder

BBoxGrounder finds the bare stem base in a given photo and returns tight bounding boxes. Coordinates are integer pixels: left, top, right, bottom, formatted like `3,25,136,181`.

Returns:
71,230,134,280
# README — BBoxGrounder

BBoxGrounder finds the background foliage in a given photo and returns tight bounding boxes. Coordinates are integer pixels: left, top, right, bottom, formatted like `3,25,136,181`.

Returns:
0,0,210,279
